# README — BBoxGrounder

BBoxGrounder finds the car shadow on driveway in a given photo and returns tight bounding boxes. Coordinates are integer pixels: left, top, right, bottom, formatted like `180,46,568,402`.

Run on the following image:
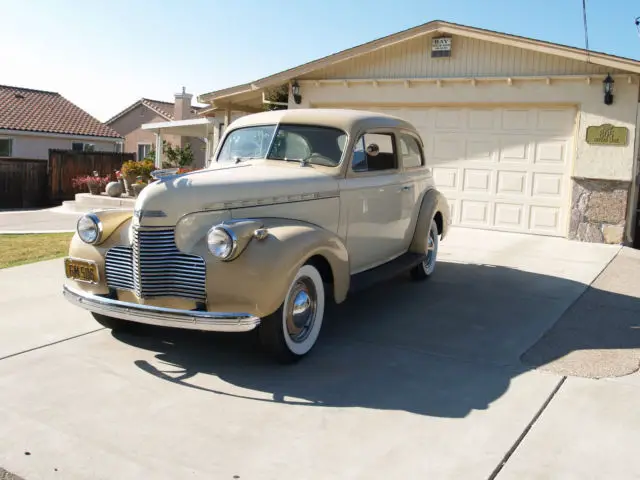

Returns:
112,261,640,418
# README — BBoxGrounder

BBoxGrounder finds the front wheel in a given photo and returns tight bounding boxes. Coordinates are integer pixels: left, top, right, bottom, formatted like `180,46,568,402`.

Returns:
410,219,439,281
258,264,326,363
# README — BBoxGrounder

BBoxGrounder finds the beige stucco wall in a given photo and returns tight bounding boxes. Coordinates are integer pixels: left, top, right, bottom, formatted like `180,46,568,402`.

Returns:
108,104,206,167
3,134,119,160
292,78,639,182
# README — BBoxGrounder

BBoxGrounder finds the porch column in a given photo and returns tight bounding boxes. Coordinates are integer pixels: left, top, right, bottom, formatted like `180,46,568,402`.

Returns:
154,132,163,168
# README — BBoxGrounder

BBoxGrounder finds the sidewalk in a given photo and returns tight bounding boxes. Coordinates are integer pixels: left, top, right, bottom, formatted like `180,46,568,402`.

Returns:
0,208,80,234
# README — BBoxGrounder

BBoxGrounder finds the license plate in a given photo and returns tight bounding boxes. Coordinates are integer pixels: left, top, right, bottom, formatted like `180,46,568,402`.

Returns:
64,258,99,284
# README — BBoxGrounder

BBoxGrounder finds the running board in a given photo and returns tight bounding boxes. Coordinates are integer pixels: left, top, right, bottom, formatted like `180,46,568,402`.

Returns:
348,252,426,295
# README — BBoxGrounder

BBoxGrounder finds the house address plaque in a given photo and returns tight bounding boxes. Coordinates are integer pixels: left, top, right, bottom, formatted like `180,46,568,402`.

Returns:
586,124,629,146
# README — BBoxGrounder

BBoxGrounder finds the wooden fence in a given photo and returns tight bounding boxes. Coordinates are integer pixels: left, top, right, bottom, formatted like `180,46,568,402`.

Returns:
48,150,135,203
0,158,49,209
0,150,136,209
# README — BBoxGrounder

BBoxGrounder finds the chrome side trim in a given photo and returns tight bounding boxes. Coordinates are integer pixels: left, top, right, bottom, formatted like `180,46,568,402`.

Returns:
63,284,261,333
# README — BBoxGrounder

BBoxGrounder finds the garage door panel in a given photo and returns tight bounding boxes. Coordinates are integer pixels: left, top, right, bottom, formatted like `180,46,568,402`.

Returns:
434,109,464,129
532,173,563,198
432,167,458,190
462,169,492,193
529,206,562,233
535,141,568,165
468,109,496,130
499,141,532,164
466,137,497,161
433,135,465,160
460,200,490,225
502,109,535,130
494,203,525,229
537,109,576,133
497,171,527,196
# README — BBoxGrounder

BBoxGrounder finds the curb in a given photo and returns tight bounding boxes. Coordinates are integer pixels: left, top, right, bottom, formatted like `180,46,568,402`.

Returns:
0,230,75,235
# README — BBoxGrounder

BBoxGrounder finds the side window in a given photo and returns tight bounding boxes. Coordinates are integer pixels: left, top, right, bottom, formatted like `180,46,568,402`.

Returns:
399,134,424,168
351,132,397,172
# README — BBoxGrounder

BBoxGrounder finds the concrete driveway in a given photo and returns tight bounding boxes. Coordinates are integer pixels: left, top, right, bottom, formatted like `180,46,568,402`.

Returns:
0,227,638,479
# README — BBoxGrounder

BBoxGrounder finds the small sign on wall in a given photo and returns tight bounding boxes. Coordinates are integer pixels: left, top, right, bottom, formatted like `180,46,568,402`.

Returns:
431,36,452,58
586,124,629,146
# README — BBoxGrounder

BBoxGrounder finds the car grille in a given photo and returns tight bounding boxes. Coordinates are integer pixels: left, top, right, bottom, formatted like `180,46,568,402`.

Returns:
104,227,206,302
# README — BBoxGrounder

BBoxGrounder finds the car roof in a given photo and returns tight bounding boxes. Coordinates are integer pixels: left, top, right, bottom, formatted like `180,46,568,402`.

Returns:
227,108,417,134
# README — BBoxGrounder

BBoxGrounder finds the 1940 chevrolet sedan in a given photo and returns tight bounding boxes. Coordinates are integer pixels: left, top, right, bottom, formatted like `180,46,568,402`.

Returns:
63,108,450,363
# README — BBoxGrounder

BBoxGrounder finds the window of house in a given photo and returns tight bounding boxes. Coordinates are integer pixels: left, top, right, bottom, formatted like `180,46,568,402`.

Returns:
72,142,84,152
351,132,397,172
0,138,13,157
83,143,95,152
114,143,123,153
398,133,424,168
137,143,152,160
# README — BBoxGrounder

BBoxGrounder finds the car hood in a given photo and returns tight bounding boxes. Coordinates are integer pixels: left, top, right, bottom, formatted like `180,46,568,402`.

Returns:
134,160,340,226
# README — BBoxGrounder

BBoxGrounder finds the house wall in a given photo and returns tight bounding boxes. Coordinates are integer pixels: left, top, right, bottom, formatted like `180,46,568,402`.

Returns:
289,34,640,244
108,104,206,167
2,134,119,160
303,33,624,80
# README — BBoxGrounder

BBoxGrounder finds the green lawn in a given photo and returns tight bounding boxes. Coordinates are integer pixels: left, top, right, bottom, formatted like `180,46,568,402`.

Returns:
0,233,74,269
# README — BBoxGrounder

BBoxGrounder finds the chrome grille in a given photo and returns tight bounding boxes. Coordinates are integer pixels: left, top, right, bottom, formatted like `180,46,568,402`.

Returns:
104,227,206,301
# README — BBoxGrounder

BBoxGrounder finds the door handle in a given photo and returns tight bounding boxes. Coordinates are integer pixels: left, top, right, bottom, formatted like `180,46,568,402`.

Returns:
401,185,413,192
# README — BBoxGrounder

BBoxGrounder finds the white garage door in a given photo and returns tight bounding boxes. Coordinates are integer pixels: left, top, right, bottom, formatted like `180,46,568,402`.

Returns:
375,106,576,236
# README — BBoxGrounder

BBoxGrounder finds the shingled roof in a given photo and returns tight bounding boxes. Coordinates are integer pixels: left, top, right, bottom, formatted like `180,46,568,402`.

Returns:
105,98,204,125
0,85,122,138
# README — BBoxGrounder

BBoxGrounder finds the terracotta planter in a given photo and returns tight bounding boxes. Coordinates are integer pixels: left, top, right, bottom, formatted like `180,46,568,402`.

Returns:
123,175,136,196
131,183,145,198
88,183,100,195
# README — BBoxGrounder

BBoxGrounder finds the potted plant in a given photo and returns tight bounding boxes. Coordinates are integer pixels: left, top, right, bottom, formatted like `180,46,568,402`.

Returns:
71,172,109,195
120,161,141,196
131,176,148,198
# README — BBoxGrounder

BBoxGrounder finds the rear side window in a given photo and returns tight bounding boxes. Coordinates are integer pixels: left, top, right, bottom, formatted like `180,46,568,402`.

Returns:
399,134,424,168
351,132,397,172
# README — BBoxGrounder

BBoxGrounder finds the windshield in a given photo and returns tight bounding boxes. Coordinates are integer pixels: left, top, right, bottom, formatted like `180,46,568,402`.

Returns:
216,124,347,167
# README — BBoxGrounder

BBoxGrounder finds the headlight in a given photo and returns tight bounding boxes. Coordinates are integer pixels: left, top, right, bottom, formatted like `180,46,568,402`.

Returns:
207,225,237,260
77,213,102,244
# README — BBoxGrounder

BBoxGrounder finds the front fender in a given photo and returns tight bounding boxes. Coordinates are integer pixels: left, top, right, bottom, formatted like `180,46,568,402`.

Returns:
409,188,451,254
198,218,350,317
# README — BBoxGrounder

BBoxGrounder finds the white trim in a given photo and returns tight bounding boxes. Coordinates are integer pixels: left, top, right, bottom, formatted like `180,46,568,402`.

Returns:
0,129,122,142
141,117,214,132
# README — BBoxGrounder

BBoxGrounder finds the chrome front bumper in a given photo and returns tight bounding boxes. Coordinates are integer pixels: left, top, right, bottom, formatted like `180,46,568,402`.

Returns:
63,284,261,333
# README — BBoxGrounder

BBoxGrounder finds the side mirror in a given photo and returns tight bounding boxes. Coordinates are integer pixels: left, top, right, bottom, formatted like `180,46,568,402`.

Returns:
366,143,380,156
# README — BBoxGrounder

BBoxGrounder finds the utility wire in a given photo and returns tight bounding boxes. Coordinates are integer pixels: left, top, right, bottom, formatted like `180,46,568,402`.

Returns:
582,0,590,63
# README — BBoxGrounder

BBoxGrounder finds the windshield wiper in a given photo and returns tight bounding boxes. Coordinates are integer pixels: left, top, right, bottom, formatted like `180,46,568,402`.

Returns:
281,156,311,166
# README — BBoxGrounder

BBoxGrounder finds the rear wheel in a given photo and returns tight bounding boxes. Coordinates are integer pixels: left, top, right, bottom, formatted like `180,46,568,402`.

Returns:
91,312,137,332
410,219,439,281
258,264,325,363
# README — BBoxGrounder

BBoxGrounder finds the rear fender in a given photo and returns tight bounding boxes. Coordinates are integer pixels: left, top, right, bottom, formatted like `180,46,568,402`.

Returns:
409,188,451,254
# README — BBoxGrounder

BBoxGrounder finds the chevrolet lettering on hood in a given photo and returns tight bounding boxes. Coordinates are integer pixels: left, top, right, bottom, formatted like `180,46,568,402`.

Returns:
62,108,450,364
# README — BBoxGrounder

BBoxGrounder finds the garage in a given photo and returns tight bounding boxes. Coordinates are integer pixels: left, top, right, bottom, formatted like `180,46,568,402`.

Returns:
198,20,640,245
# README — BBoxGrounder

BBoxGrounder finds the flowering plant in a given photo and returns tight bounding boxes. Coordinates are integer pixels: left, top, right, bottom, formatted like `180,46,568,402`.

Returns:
72,174,110,189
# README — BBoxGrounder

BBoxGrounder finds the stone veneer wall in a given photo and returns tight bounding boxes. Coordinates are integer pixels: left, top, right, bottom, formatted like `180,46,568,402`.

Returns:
569,178,631,244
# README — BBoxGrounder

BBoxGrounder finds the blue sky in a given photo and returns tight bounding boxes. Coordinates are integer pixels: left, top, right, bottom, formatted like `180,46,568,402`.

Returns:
1,0,639,122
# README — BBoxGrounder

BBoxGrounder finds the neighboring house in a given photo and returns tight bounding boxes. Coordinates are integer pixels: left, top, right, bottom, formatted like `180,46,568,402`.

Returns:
0,85,122,160
106,88,207,168
196,20,640,246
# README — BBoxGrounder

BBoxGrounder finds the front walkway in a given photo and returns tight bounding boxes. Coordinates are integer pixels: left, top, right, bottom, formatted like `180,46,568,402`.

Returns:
0,208,80,234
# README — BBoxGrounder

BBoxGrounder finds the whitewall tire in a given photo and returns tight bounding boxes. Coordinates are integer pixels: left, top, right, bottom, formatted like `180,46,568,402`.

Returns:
258,264,325,363
410,219,439,281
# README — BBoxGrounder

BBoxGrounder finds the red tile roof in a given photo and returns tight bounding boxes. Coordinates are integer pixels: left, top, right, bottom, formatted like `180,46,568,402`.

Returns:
0,85,122,138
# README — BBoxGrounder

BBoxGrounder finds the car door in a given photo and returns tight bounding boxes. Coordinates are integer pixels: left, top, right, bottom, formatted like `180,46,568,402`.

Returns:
397,131,430,248
340,130,414,274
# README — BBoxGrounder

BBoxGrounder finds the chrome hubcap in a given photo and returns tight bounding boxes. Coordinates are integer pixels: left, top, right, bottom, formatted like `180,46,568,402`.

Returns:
423,230,436,272
286,277,317,343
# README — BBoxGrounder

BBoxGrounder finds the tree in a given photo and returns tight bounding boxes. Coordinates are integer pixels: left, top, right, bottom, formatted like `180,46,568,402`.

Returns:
144,140,195,168
262,84,289,111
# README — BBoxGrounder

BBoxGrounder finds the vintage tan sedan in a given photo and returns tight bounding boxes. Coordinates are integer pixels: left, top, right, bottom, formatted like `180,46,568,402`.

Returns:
63,109,450,363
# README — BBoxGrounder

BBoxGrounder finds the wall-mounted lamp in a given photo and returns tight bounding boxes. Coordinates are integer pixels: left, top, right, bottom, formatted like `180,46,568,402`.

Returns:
603,73,614,105
291,80,302,104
